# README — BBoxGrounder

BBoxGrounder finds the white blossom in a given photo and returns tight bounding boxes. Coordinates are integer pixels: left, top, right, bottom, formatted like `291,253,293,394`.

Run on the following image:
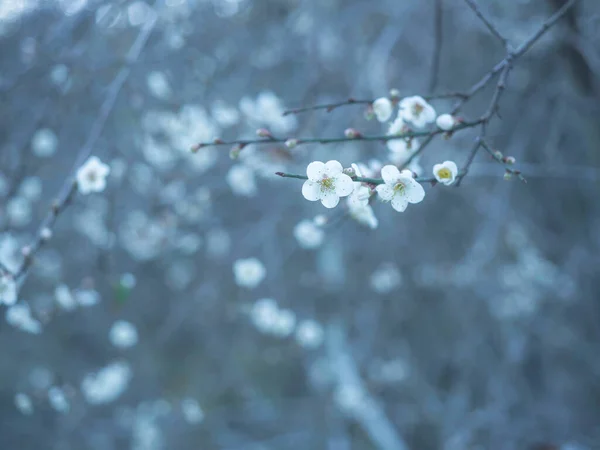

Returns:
250,298,279,333
349,203,379,229
347,163,371,208
233,257,266,289
6,303,42,334
272,308,296,337
81,361,132,405
370,263,403,294
146,71,172,99
293,219,324,249
181,398,204,424
0,273,17,306
398,96,436,128
109,320,139,349
14,392,33,415
301,160,354,209
372,97,393,122
432,160,459,185
76,156,110,195
31,128,58,158
55,284,76,311
226,164,257,197
48,386,70,413
295,319,324,349
435,113,456,131
375,165,425,212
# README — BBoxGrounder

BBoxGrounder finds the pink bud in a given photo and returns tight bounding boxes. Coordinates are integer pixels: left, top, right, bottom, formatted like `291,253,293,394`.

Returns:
344,128,361,139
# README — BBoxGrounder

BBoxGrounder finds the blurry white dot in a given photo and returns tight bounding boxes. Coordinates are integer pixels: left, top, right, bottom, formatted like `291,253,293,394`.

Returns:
250,298,279,333
147,71,171,100
19,176,42,201
109,320,138,349
294,219,324,250
6,197,32,227
48,386,70,413
233,258,266,289
206,228,230,258
295,319,324,349
81,361,132,405
76,289,100,307
334,384,363,413
50,64,69,87
55,284,76,311
29,366,54,390
370,263,402,294
226,165,256,197
58,0,88,16
14,392,33,415
128,1,152,26
181,397,204,424
273,308,296,337
120,273,137,289
31,128,58,157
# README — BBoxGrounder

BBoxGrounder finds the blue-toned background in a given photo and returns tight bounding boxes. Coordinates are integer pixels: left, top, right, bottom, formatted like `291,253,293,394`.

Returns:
1,0,599,449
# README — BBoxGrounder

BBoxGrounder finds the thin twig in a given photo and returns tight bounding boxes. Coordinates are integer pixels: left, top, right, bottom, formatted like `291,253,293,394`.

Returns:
480,139,527,183
429,0,444,93
12,14,158,282
463,0,510,50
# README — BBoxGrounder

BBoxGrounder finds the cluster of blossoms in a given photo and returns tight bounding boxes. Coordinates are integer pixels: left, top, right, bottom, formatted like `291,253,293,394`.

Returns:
297,96,461,225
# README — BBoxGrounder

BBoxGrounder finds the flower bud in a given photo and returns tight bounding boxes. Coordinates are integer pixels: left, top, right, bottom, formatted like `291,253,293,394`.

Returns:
504,156,516,165
256,128,272,138
344,128,361,139
285,138,298,149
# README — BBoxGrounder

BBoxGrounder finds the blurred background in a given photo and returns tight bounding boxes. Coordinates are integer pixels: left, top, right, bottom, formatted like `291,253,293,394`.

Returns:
1,0,599,449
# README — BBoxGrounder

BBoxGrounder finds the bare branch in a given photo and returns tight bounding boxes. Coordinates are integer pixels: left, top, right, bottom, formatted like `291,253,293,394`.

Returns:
463,0,510,50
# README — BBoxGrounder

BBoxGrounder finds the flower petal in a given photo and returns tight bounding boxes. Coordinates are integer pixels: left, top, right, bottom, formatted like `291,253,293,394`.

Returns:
375,184,394,201
306,161,325,181
302,180,320,201
391,195,409,212
404,179,425,204
351,163,363,178
381,165,401,184
445,161,458,176
320,191,340,208
333,173,354,197
324,160,343,175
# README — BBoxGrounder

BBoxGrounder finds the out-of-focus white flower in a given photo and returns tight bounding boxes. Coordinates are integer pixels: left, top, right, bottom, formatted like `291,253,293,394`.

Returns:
293,219,324,249
81,361,132,405
433,161,459,185
370,263,403,294
146,71,171,99
75,289,100,307
295,319,324,349
6,303,42,334
435,113,456,131
313,215,327,227
109,320,139,349
0,273,17,306
14,392,33,415
181,398,204,424
376,165,425,212
54,284,76,311
334,383,363,413
76,156,110,195
226,164,257,197
48,386,70,413
349,203,379,229
31,128,58,157
250,298,279,333
239,91,297,134
302,160,354,209
398,96,436,128
233,258,266,289
372,97,393,122
272,308,296,337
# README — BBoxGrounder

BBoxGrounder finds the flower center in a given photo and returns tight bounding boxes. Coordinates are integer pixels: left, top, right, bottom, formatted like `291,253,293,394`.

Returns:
320,176,335,192
393,182,405,194
412,102,424,117
437,168,451,179
87,172,97,182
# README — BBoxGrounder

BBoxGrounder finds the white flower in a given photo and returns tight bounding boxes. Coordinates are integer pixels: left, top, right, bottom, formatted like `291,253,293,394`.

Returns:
372,97,393,122
109,320,139,349
233,257,266,289
398,96,436,128
181,398,204,424
14,393,34,415
301,160,354,209
81,361,132,405
226,164,257,197
294,219,324,249
347,163,371,208
432,160,459,185
272,309,296,337
375,165,425,212
370,263,403,294
48,386,70,413
435,113,456,131
349,203,379,229
0,273,17,306
5,303,42,334
295,319,324,349
76,156,110,195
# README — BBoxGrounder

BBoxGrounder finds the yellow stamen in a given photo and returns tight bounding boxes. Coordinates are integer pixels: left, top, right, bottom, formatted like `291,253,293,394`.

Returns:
320,177,335,191
412,102,424,116
437,168,451,179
